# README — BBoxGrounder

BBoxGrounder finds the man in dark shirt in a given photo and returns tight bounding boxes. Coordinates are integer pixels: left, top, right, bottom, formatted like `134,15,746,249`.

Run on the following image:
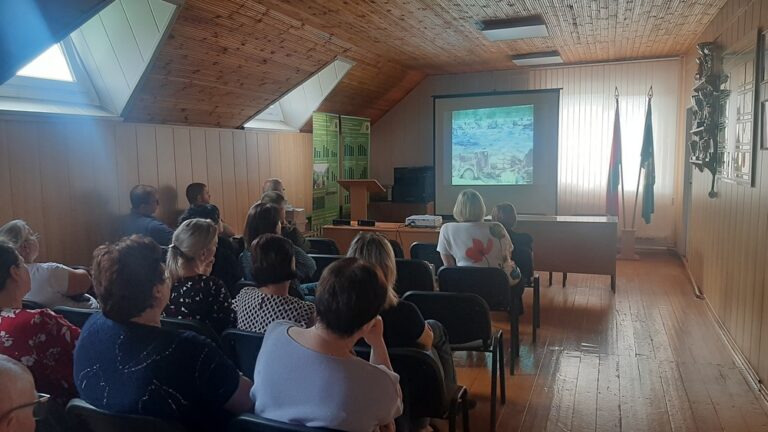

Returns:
118,185,174,246
182,182,236,237
260,191,310,252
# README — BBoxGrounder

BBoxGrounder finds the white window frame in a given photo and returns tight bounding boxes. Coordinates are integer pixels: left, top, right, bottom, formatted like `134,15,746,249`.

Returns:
0,39,100,106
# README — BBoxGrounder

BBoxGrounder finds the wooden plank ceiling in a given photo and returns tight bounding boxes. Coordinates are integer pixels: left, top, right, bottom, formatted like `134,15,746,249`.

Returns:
124,0,727,129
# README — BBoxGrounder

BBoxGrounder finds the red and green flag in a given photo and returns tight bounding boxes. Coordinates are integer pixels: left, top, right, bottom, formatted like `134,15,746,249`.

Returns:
606,98,623,218
640,97,655,224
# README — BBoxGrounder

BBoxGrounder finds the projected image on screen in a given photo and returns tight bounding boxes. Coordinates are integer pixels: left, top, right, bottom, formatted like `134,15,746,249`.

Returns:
451,105,533,185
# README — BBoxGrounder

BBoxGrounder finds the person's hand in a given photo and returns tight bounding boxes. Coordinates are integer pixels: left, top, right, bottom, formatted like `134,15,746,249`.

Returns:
363,315,385,347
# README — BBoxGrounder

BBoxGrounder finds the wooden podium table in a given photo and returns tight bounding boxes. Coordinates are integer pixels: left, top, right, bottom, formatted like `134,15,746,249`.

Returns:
322,215,618,290
337,179,385,220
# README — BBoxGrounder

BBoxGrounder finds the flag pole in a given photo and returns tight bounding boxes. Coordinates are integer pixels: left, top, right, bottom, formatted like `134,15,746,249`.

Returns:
632,86,653,229
616,87,627,229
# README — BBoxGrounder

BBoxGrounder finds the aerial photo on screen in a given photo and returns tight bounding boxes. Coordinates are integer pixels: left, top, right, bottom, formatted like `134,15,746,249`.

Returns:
451,105,533,185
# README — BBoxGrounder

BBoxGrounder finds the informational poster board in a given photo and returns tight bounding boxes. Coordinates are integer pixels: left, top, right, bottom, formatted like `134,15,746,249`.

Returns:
311,112,340,232
340,116,371,217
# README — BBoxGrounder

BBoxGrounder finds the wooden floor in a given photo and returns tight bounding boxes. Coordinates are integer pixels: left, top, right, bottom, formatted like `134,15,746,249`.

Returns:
444,252,768,432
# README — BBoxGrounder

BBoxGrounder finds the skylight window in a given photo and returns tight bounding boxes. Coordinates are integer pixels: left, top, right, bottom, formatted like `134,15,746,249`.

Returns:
16,44,74,82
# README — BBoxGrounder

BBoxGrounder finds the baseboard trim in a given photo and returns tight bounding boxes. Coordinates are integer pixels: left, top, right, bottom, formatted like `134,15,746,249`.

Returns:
702,294,768,407
672,251,705,299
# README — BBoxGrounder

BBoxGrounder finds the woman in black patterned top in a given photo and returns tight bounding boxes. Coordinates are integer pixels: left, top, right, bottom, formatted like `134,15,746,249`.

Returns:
234,234,315,333
164,218,236,334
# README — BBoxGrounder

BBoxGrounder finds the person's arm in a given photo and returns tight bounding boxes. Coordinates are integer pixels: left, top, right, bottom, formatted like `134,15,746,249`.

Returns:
293,247,316,282
223,375,254,414
416,322,434,350
441,253,457,267
363,316,393,371
66,268,92,296
149,219,175,246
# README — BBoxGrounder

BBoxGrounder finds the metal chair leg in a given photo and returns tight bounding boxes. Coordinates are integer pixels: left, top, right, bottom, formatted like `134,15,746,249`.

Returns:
562,272,568,287
548,271,553,286
533,276,540,343
498,334,506,403
490,339,498,432
462,398,470,432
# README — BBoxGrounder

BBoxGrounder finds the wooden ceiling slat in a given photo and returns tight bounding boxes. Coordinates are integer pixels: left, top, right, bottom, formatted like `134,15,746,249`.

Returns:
124,0,728,128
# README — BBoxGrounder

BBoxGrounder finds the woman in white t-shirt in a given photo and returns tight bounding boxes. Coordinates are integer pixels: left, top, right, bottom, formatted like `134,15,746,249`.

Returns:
0,220,97,309
437,190,521,284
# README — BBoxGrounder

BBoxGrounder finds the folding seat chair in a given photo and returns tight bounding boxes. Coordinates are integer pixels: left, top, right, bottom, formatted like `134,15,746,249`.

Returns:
437,267,522,363
221,329,265,376
52,306,97,329
409,242,444,273
355,346,470,432
307,254,344,282
394,258,435,297
403,291,503,431
228,414,338,431
307,238,340,255
66,398,186,432
388,239,404,259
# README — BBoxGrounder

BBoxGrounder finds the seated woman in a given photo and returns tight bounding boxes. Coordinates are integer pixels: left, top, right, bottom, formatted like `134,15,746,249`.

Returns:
178,204,243,297
348,233,457,390
252,257,402,430
74,235,252,431
437,189,521,285
241,203,315,298
492,202,534,282
0,220,96,309
164,218,236,334
0,241,80,401
234,234,315,333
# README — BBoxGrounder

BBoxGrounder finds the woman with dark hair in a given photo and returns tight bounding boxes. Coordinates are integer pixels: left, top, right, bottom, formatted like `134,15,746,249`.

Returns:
74,235,253,431
241,203,315,296
163,218,236,334
0,241,80,401
252,257,402,430
234,234,315,333
178,204,243,295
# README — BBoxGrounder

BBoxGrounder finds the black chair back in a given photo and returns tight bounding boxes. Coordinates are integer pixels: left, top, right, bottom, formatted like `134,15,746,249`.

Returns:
52,306,97,329
307,238,340,255
388,239,404,259
394,259,434,296
437,267,511,311
308,254,344,282
160,316,221,346
66,398,186,432
221,329,265,376
228,413,338,432
232,280,258,299
409,243,444,272
355,347,450,420
22,299,46,310
402,291,492,347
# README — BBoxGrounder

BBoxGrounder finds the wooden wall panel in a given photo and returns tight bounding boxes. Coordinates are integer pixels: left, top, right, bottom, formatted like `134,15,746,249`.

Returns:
0,117,312,266
682,0,768,386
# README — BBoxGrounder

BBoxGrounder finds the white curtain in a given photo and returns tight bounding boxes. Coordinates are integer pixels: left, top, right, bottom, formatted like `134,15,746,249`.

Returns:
528,59,681,243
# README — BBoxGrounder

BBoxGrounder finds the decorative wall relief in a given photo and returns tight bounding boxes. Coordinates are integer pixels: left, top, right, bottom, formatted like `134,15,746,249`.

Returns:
689,42,722,198
717,31,760,186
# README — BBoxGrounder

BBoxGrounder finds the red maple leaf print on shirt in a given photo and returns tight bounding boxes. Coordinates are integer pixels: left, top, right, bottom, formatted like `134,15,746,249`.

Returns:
465,238,494,264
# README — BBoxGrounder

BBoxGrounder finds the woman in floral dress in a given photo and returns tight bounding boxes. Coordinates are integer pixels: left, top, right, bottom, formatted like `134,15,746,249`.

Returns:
0,241,80,401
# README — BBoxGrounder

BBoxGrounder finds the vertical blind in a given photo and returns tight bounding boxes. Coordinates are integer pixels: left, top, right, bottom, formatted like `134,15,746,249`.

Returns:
529,59,681,243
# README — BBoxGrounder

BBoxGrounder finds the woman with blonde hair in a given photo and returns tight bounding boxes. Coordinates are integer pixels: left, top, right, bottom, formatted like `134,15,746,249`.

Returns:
437,189,520,284
163,218,236,333
0,220,95,309
347,232,457,390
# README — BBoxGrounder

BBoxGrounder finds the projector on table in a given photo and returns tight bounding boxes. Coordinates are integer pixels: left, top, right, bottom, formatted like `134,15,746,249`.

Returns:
405,215,442,228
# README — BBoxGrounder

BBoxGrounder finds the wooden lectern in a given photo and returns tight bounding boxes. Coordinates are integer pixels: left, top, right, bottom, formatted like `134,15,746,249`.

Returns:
338,179,386,220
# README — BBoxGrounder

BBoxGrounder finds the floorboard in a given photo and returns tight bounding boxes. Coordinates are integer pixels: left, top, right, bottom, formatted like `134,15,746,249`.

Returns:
447,252,768,431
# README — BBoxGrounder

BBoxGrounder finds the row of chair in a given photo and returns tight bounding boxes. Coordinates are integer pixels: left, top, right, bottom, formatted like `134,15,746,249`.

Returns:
308,238,442,271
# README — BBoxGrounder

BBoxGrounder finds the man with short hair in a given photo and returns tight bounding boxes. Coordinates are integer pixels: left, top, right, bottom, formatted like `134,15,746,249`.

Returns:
262,178,285,195
118,185,174,246
181,182,235,237
0,354,39,432
261,191,309,252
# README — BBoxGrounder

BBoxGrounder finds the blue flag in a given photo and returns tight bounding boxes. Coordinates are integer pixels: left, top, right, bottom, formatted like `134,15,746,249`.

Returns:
640,97,655,224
